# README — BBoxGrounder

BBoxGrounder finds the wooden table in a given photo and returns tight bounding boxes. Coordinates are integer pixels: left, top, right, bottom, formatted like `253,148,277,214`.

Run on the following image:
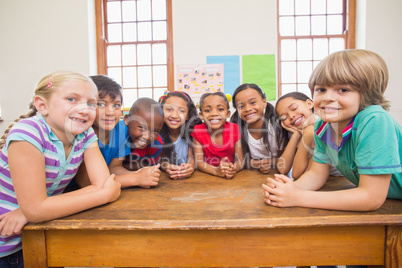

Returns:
22,170,402,267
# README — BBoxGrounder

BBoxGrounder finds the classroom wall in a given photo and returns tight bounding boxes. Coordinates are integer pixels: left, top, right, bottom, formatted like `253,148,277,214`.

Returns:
0,0,401,135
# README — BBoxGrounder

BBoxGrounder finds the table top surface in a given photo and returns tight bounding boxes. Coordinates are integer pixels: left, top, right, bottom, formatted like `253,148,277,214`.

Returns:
25,170,402,231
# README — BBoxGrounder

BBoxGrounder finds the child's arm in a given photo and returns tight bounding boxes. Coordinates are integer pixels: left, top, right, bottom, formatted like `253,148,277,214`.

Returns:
277,126,302,175
109,158,160,188
291,125,315,179
263,160,391,211
193,138,224,177
8,141,120,223
0,208,28,236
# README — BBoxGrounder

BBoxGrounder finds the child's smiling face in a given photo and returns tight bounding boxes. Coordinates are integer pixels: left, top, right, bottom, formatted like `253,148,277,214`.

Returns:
276,97,314,130
199,95,230,131
313,84,361,130
125,109,164,149
234,88,267,126
93,94,122,132
162,96,188,131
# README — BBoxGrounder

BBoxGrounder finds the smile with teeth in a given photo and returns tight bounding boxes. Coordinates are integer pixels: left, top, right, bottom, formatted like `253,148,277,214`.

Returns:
136,140,147,147
71,117,86,124
293,116,303,126
321,106,339,112
209,118,221,124
245,113,256,120
169,119,180,125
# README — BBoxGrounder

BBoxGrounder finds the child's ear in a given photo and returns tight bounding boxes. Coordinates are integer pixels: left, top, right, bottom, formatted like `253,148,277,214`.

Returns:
124,114,129,126
262,98,267,109
306,99,314,110
33,96,49,116
199,112,204,121
227,110,231,118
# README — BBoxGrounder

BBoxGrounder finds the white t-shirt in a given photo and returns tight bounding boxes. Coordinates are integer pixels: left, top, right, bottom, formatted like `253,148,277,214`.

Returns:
247,124,279,159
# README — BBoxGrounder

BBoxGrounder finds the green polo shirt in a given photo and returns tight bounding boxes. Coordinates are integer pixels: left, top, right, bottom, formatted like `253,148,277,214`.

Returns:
313,105,402,199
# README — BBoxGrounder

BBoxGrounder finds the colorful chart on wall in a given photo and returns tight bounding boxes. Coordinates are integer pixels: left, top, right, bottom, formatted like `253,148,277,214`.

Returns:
242,54,276,101
206,55,240,96
176,64,224,97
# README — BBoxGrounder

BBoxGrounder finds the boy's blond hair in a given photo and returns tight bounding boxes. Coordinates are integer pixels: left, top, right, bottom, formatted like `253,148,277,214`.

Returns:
308,49,390,111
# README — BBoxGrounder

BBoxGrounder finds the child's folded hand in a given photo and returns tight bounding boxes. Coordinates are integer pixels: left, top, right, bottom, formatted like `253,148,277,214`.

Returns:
137,164,160,187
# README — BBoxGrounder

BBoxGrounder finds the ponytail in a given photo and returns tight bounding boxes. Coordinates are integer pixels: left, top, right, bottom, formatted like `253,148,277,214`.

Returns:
0,103,37,149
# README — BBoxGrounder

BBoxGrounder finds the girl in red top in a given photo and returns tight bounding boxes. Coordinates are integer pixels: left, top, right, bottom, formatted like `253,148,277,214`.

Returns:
191,92,244,179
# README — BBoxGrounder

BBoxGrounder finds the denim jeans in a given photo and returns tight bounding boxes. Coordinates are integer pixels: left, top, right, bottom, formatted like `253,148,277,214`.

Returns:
0,250,24,268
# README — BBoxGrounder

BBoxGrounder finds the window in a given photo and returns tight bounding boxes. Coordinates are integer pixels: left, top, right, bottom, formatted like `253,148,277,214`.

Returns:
277,0,355,97
95,0,174,105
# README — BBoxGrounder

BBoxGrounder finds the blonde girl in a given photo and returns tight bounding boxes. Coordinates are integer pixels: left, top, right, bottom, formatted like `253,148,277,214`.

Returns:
0,71,121,264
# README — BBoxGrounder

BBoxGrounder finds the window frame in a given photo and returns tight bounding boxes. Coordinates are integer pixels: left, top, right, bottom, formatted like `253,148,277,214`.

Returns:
277,0,356,97
95,0,174,99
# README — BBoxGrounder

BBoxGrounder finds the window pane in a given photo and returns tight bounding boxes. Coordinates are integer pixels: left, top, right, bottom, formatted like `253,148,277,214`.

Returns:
108,67,122,86
107,2,121,23
153,66,167,87
137,0,151,21
313,38,328,60
297,39,312,60
153,21,167,40
313,60,321,69
311,0,326,14
138,22,152,41
298,84,312,98
122,1,136,21
152,0,166,20
295,0,310,15
137,44,151,65
138,66,152,87
281,62,296,83
152,44,167,64
297,62,313,83
311,15,326,35
327,15,343,34
281,84,297,95
279,17,294,36
327,0,343,14
295,16,310,36
281,39,296,61
138,88,153,98
279,0,294,15
329,38,345,53
154,87,167,101
123,23,137,42
123,89,138,107
122,45,136,66
108,24,122,42
107,45,121,66
123,67,137,88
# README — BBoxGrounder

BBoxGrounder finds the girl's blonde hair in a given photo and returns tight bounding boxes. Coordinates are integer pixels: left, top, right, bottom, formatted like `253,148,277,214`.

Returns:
0,71,95,149
308,49,390,111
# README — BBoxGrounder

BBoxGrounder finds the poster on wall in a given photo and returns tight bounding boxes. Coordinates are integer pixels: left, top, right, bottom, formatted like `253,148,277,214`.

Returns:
176,64,224,97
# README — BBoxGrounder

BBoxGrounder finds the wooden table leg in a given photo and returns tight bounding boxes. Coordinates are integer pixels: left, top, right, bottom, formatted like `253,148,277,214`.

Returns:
22,230,48,268
385,225,402,268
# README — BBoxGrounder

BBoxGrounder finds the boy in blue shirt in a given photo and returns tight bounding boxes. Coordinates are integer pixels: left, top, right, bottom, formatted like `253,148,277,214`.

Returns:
109,97,164,187
75,76,161,189
262,49,401,211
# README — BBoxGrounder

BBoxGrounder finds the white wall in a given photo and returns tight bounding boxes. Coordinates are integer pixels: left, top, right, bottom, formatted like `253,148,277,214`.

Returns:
0,0,96,134
359,0,402,124
0,0,401,135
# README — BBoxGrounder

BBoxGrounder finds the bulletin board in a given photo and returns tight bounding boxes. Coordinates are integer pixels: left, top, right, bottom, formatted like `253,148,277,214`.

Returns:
176,64,224,97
